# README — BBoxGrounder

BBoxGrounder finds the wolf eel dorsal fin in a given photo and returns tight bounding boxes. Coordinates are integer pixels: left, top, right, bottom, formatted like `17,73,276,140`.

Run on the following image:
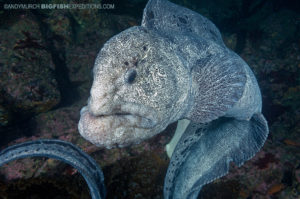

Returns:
164,113,269,199
0,139,106,199
142,0,225,47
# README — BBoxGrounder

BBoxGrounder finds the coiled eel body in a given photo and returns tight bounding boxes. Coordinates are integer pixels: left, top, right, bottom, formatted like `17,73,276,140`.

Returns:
0,139,106,199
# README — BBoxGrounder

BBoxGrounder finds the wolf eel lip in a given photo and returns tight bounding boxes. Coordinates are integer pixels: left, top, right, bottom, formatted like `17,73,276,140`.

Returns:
81,104,158,129
97,114,156,129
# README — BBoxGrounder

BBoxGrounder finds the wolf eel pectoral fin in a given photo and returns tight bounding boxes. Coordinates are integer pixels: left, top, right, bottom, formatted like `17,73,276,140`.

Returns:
0,139,106,199
164,113,268,199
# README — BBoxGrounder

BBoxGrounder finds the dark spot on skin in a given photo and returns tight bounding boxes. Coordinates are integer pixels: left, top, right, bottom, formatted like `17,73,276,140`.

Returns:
178,17,187,24
209,30,217,37
183,138,190,144
180,147,190,156
195,128,203,135
132,57,138,67
145,67,150,75
124,61,129,66
142,82,152,93
125,69,137,84
141,28,148,33
147,11,154,20
140,59,146,65
121,34,129,43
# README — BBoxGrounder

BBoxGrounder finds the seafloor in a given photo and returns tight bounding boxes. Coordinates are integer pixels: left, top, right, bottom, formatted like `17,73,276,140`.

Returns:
0,0,299,199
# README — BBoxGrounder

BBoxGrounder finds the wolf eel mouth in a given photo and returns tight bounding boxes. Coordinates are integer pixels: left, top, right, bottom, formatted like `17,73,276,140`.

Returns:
78,104,159,148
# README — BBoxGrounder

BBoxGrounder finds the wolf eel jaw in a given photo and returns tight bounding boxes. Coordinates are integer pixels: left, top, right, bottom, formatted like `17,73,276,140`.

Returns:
0,139,106,199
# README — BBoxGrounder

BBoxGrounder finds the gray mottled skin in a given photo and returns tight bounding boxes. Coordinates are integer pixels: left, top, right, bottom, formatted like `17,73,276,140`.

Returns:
79,25,191,148
78,0,262,148
78,0,269,198
164,114,268,199
0,140,106,199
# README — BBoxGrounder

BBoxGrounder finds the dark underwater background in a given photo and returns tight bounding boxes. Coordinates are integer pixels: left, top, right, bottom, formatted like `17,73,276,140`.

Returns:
0,0,299,198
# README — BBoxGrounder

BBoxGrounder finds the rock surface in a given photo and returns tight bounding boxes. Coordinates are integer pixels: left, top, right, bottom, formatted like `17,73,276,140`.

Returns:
0,13,60,127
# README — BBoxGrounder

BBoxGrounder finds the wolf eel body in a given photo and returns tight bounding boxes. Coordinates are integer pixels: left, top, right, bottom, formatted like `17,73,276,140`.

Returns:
0,139,105,199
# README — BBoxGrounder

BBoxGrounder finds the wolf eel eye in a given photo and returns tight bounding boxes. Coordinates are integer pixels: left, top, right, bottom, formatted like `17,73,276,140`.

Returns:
125,68,137,84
